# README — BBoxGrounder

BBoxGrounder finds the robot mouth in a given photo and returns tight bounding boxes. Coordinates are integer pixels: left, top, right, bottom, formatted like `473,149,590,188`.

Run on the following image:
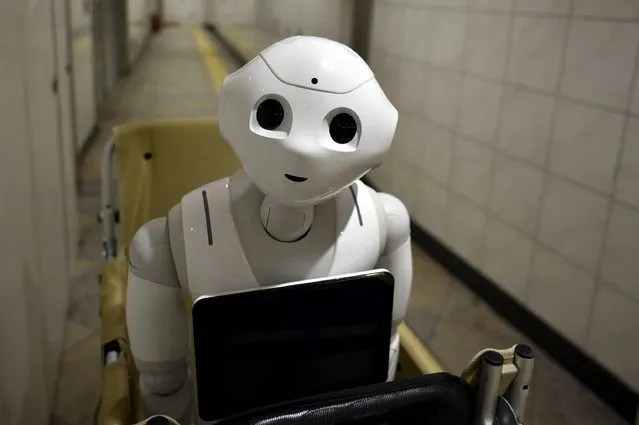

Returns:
285,174,308,183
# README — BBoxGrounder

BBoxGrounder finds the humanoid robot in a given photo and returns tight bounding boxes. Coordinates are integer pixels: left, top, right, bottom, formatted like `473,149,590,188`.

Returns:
125,36,412,424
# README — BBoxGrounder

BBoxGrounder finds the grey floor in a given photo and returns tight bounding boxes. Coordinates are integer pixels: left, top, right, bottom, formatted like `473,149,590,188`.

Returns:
52,26,628,425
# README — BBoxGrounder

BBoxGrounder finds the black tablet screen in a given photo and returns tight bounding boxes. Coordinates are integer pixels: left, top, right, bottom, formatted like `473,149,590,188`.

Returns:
192,271,394,421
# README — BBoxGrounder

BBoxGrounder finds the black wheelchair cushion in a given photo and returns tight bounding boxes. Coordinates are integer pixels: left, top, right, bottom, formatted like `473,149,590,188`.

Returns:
215,372,474,425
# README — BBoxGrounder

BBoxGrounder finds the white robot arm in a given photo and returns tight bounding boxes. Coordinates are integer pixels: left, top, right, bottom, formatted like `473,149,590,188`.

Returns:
376,192,412,330
126,214,192,423
373,191,412,379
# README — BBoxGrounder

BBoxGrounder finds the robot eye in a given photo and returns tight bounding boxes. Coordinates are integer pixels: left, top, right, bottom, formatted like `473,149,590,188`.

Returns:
329,113,358,144
256,99,285,130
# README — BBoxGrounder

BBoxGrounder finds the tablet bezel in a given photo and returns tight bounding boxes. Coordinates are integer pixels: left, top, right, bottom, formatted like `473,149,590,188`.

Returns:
192,268,395,422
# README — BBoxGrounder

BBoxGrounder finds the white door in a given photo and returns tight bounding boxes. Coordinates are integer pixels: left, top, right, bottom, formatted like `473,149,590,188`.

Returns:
0,0,71,423
0,0,47,421
25,0,72,411
53,0,80,266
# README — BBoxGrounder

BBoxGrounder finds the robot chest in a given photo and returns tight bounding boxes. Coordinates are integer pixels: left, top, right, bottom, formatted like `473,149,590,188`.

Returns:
244,219,381,286
183,206,382,296
181,180,384,297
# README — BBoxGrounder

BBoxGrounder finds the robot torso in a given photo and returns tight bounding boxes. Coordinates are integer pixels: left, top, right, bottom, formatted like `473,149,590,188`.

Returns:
172,175,386,298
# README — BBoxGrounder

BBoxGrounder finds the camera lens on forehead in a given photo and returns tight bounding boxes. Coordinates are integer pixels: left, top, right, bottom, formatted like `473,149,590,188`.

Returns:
329,113,358,144
256,98,285,130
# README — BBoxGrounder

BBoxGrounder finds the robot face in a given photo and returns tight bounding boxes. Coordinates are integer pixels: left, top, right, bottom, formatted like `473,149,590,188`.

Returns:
219,36,398,207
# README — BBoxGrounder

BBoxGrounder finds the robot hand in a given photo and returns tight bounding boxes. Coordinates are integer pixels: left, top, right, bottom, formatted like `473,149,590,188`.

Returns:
126,216,192,423
135,415,182,425
138,367,193,425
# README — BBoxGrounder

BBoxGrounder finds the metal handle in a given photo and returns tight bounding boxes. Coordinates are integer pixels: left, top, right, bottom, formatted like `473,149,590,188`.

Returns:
102,340,123,365
475,350,504,425
505,344,535,423
100,137,117,259
105,351,120,364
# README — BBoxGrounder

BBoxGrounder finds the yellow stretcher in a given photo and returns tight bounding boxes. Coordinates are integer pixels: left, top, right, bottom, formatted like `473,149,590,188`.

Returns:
98,118,530,425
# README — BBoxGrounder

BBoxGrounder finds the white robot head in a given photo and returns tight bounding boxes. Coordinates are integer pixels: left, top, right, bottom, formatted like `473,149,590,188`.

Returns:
219,36,398,207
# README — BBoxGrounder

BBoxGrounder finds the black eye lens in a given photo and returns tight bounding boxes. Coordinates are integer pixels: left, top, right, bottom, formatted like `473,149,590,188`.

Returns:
329,113,358,144
256,99,285,130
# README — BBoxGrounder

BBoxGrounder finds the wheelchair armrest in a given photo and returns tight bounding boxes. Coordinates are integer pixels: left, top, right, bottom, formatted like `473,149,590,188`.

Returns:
214,372,474,425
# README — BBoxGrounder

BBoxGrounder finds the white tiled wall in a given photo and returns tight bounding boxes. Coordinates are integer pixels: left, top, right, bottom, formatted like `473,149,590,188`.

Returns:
368,0,639,391
254,0,353,44
205,0,352,46
205,0,257,27
163,0,203,24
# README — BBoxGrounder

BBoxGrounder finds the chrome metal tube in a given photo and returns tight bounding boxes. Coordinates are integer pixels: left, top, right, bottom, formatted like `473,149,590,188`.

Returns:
475,350,504,425
505,344,535,423
100,137,117,259
105,350,119,365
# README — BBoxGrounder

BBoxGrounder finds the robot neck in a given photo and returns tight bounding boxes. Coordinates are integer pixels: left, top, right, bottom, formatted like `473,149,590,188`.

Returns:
260,195,314,242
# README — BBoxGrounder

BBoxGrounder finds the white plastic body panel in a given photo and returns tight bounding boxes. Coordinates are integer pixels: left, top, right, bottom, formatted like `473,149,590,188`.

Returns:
179,179,382,297
219,36,398,208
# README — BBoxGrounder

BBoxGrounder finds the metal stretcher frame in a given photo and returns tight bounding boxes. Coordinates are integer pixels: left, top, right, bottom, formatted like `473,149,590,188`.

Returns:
97,118,449,425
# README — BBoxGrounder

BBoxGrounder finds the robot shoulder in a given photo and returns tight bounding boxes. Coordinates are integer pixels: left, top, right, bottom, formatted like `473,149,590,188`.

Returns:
167,202,188,286
129,216,180,288
165,179,229,288
375,192,411,255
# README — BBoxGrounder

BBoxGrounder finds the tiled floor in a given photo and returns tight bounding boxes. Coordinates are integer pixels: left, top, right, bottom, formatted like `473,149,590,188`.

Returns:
52,25,629,425
407,248,628,425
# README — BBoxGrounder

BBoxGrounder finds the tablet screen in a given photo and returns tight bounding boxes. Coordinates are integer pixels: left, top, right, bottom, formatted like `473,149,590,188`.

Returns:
192,270,394,421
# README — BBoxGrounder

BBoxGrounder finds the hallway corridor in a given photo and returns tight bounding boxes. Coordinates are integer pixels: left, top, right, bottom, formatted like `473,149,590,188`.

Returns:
52,26,236,425
52,25,629,425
